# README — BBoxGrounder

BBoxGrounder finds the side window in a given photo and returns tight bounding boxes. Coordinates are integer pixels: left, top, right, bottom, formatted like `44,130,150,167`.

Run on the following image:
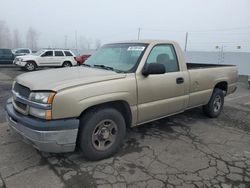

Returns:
41,51,53,57
55,51,64,56
146,44,179,73
64,51,73,56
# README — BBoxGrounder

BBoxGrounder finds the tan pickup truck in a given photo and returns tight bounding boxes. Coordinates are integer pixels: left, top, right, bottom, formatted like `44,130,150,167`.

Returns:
6,40,238,160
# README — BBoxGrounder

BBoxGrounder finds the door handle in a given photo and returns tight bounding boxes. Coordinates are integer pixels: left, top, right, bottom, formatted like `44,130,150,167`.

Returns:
176,77,184,84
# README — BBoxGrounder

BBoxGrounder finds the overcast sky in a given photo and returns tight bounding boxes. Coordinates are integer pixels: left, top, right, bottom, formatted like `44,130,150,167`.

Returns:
0,0,250,52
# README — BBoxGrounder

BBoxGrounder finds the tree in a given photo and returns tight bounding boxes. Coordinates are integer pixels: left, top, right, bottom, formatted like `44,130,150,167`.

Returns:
26,27,39,50
95,39,101,49
13,29,21,48
0,20,12,48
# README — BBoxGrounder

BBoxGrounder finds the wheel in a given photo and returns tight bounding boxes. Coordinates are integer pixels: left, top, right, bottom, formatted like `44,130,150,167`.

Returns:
203,88,224,118
79,107,126,161
62,61,72,67
25,62,36,71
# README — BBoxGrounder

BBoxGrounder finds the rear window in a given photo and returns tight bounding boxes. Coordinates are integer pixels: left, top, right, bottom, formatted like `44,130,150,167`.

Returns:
64,51,73,56
55,51,64,56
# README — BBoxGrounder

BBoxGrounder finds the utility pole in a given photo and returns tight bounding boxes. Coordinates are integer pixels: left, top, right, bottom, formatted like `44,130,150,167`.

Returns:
137,27,141,40
184,32,188,52
64,35,68,48
75,30,78,54
220,45,224,64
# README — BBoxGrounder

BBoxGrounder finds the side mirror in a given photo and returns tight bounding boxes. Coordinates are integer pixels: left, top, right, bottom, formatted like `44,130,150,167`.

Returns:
142,63,166,76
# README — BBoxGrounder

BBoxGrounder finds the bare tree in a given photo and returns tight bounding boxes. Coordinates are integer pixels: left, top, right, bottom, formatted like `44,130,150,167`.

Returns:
0,20,12,48
0,20,5,47
95,39,102,49
79,36,87,50
13,29,21,48
26,27,39,50
79,36,93,51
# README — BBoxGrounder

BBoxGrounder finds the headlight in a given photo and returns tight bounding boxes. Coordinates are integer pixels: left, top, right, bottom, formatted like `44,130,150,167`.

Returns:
30,92,55,104
29,92,56,119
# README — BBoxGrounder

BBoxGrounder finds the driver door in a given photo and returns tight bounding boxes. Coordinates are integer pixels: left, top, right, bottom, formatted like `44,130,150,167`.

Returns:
137,44,186,123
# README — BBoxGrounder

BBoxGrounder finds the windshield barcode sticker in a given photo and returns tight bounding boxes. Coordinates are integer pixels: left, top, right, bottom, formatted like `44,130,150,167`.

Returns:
127,46,145,51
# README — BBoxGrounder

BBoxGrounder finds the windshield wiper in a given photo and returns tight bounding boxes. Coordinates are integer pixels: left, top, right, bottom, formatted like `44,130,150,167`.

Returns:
90,64,125,73
93,64,114,71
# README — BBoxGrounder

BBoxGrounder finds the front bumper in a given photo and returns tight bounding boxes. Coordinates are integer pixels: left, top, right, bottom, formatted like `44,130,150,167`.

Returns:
13,59,26,67
5,102,79,153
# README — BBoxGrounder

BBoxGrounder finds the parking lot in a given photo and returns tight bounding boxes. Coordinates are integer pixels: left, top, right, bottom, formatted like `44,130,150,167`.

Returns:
0,68,250,188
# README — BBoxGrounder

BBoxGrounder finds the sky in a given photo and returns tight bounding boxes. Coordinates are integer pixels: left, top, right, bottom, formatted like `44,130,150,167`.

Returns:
0,0,250,52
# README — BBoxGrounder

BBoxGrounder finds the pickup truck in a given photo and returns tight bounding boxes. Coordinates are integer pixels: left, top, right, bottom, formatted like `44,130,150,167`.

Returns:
5,40,238,160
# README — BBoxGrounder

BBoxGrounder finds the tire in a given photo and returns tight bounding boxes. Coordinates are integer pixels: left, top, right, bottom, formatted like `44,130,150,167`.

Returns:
203,88,224,118
79,107,126,161
25,61,36,71
62,61,72,67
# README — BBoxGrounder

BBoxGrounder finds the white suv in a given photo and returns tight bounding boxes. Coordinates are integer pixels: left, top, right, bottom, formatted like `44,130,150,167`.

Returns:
13,49,77,71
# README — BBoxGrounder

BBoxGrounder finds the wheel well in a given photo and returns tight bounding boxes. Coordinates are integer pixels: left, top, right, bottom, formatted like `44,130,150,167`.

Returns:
63,61,72,65
78,101,132,128
214,81,228,94
26,60,37,66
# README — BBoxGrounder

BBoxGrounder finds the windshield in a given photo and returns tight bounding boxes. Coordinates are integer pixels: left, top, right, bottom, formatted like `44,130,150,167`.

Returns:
33,50,45,56
85,43,147,73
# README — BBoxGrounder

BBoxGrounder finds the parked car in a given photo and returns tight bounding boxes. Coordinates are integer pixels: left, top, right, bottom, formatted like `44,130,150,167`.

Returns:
6,40,238,160
0,49,15,64
13,48,32,57
13,49,77,71
75,54,91,65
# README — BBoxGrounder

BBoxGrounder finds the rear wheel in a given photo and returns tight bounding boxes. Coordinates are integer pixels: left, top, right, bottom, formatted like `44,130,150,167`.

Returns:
203,88,224,118
79,107,126,161
62,61,72,67
25,61,36,71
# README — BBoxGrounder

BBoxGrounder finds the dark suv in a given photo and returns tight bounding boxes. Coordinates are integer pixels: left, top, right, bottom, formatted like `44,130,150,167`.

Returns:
0,49,15,64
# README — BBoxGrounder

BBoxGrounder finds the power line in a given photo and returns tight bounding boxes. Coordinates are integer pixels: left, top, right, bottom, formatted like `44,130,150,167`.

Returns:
140,26,250,33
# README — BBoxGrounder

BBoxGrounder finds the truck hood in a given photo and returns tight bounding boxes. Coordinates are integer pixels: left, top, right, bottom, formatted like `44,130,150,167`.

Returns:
16,67,126,91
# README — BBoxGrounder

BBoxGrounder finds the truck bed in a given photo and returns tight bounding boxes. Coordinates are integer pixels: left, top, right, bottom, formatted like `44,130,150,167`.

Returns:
186,63,235,70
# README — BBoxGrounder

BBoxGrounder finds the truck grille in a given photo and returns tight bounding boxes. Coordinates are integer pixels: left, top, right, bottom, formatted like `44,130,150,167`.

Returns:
14,100,27,111
12,82,31,114
13,82,30,99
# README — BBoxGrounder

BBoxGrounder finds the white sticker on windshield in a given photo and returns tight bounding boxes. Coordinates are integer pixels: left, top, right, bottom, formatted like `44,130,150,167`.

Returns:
127,46,145,51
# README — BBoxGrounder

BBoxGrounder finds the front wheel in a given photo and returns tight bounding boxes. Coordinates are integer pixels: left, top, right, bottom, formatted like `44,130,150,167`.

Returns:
25,62,36,71
79,108,126,161
203,88,224,118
